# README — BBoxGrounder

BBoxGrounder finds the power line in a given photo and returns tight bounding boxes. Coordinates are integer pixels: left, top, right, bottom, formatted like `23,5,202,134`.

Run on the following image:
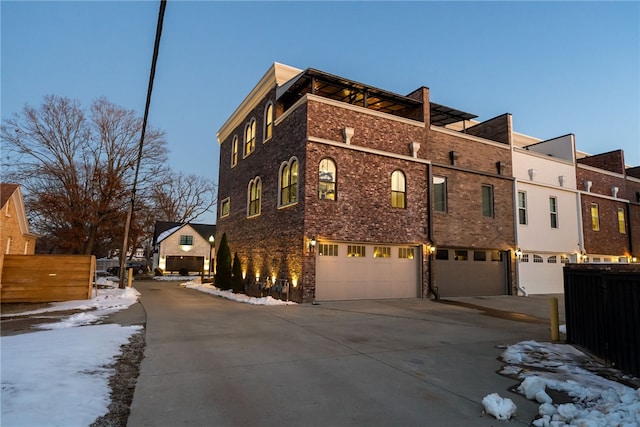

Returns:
119,0,167,288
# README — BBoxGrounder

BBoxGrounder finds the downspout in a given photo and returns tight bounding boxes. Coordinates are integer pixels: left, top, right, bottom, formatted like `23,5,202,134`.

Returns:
427,163,439,300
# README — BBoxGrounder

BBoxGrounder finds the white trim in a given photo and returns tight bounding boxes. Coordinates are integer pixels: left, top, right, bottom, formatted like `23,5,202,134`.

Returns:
308,136,432,166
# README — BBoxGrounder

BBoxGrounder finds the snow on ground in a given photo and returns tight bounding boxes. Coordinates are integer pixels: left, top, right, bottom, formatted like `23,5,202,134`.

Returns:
490,340,640,425
1,279,141,427
181,278,297,306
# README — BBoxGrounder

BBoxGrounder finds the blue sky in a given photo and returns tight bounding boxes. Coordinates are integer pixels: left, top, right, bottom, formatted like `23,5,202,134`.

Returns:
2,1,639,224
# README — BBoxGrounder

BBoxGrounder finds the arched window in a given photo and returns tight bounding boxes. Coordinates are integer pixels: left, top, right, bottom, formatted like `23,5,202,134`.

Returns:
244,118,256,156
247,177,262,217
318,158,336,200
231,135,239,167
264,102,274,142
391,170,406,208
279,158,298,207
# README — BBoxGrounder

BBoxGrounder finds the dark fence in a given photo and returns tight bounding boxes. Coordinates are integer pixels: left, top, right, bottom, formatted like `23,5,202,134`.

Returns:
563,263,640,378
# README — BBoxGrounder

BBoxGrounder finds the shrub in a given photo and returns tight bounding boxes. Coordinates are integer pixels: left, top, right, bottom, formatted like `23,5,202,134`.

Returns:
232,252,244,293
215,233,232,290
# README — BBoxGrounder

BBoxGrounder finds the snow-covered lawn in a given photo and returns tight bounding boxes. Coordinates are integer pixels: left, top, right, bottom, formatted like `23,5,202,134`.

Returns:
180,278,297,306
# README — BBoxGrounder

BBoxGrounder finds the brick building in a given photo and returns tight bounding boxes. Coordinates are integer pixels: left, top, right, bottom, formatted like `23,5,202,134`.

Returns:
215,64,520,302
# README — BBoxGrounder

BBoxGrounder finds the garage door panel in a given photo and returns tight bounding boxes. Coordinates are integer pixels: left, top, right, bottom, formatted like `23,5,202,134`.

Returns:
316,243,419,301
435,249,505,297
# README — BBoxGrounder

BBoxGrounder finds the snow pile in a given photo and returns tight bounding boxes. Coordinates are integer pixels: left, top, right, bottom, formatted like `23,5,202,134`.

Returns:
181,280,297,306
1,279,141,329
153,274,201,281
482,393,517,420
1,284,143,426
500,340,640,426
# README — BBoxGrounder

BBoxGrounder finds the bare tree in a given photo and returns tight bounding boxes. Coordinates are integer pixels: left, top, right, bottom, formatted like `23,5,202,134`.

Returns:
1,95,167,255
151,172,217,223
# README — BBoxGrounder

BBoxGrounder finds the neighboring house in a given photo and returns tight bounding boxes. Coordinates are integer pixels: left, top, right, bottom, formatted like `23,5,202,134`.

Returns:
1,183,38,257
215,63,639,303
512,135,581,295
152,221,216,275
577,150,634,263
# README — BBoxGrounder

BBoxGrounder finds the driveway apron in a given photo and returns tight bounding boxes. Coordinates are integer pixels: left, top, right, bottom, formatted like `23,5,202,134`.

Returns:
128,281,554,426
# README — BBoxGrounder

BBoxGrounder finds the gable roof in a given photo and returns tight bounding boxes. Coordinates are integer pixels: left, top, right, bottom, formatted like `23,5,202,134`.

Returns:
1,183,19,209
153,220,216,245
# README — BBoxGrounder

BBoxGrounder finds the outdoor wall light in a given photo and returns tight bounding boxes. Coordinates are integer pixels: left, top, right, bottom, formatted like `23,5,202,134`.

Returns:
515,248,523,258
632,257,638,263
427,244,436,255
310,236,317,253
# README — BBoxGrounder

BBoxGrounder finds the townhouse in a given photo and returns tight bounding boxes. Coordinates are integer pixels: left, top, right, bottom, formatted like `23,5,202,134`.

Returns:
215,63,638,303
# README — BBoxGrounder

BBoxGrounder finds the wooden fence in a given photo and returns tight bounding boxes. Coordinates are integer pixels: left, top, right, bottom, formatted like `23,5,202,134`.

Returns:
0,255,95,303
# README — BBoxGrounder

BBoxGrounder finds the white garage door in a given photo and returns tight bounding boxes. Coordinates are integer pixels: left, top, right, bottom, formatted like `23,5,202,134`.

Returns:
518,253,565,294
315,242,420,301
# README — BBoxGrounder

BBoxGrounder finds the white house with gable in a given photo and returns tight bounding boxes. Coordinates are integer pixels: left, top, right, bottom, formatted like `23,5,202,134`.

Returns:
152,221,216,276
512,134,581,294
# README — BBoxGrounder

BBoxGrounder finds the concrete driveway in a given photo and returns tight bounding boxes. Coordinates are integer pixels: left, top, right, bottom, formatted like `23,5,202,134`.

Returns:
128,280,562,426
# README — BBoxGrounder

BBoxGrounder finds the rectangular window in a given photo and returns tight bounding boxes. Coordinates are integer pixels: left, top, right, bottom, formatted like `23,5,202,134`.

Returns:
220,198,230,218
591,203,600,231
433,176,447,212
491,251,502,262
549,196,558,229
179,235,193,246
473,251,486,261
373,246,391,258
347,245,366,257
319,244,338,257
399,247,415,259
517,191,527,225
520,254,529,263
482,185,494,218
454,250,468,261
435,249,449,260
617,208,626,234
231,137,238,167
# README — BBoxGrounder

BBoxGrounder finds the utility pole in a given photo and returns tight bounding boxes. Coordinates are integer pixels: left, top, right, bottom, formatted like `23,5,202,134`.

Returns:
119,0,167,288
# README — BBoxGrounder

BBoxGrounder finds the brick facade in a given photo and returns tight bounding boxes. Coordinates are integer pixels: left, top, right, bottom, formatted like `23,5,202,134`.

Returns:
215,63,638,302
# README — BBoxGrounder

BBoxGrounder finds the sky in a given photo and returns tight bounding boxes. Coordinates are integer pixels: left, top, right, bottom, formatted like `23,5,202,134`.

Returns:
1,277,638,426
2,1,639,224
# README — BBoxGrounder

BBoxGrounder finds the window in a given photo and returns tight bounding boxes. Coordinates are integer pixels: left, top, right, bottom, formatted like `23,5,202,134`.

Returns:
319,243,338,257
549,196,558,229
264,102,274,141
244,118,256,156
547,256,557,264
533,255,543,263
491,251,502,262
179,235,193,246
473,251,486,261
399,247,415,259
520,254,529,263
220,198,230,218
617,208,626,234
391,170,406,208
591,203,600,231
433,176,447,212
517,191,527,225
231,135,239,167
347,245,366,257
319,158,337,200
373,246,391,258
279,158,298,207
482,185,494,217
560,255,569,264
248,177,262,217
454,250,468,261
5,237,11,254
435,249,449,260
